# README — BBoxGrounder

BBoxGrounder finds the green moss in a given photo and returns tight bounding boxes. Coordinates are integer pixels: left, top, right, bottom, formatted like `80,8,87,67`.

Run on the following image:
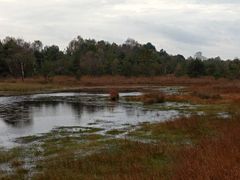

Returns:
40,134,105,156
128,115,219,145
106,129,126,135
147,154,171,168
53,126,104,134
15,135,44,144
190,104,229,115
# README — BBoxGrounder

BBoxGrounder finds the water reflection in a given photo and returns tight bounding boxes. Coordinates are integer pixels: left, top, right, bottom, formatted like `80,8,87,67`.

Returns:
0,102,32,128
0,92,179,147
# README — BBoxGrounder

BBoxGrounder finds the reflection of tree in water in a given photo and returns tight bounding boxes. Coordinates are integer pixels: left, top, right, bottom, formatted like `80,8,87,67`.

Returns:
27,100,60,115
27,100,104,120
26,100,60,107
0,102,32,128
69,103,84,118
86,105,104,114
70,102,106,115
0,95,121,128
0,99,66,128
108,101,118,113
125,105,149,118
125,106,138,117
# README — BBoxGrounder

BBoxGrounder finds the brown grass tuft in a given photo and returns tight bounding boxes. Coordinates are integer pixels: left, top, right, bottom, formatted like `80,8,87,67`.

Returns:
127,92,165,104
109,89,119,101
173,117,240,180
34,140,173,180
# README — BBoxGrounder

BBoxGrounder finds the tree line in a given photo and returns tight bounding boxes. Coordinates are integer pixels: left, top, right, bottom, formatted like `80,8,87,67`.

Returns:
0,36,239,81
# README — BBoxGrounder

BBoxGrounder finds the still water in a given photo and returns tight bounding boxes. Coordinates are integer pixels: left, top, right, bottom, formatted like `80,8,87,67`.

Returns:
0,92,179,147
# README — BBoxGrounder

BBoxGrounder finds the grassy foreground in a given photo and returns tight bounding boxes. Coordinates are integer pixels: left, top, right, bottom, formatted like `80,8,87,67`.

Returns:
0,76,240,179
1,110,239,179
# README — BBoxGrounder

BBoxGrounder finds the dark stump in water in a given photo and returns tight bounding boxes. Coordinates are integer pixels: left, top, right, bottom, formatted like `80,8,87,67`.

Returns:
109,90,119,101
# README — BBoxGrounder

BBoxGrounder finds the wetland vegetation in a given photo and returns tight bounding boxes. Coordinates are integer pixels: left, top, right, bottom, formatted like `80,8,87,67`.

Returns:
1,0,239,179
0,77,239,179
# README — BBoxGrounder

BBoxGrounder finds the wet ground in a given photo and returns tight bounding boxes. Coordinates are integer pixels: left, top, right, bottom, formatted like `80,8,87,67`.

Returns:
0,90,190,147
0,86,233,179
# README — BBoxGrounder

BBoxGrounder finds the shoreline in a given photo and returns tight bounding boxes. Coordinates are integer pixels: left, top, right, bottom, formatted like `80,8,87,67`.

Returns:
0,85,169,97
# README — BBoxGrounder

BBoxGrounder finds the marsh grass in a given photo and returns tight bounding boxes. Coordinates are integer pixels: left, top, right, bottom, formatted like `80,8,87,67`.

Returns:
1,111,240,179
126,92,165,104
0,148,23,164
129,115,217,144
0,147,28,180
1,77,240,179
0,82,59,93
191,91,221,100
32,110,240,179
173,116,240,180
33,140,174,180
106,129,126,135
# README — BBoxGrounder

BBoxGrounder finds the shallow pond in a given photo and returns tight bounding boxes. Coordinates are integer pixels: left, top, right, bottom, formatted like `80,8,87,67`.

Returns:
0,92,183,147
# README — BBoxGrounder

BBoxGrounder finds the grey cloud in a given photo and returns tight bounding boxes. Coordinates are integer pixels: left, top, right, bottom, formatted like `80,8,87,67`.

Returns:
0,0,239,59
192,0,240,4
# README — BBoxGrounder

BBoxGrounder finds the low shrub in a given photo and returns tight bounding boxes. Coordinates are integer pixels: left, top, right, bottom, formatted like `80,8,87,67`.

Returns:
141,92,165,104
126,92,165,104
109,89,119,101
192,91,221,100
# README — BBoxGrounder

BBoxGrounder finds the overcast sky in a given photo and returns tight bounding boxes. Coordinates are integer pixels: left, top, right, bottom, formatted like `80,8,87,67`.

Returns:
0,0,239,59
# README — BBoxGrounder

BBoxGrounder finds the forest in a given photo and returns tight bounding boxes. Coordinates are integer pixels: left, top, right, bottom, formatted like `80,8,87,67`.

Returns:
0,36,240,81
